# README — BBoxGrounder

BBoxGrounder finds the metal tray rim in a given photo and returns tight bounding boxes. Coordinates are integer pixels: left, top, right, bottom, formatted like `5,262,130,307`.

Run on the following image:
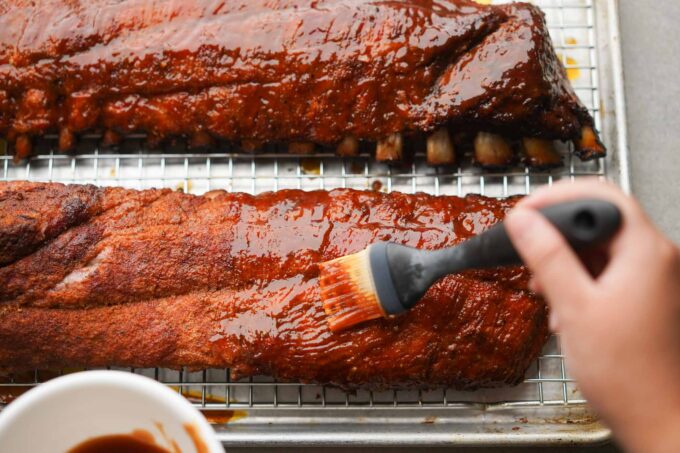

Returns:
0,0,630,448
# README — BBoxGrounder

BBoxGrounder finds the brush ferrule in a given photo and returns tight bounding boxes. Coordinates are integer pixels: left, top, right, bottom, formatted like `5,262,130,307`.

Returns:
385,243,452,311
368,242,408,315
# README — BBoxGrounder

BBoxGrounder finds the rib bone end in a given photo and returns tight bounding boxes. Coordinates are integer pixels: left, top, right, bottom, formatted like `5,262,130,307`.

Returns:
336,136,359,157
59,127,76,152
14,135,32,162
427,128,456,166
241,139,264,153
189,131,215,149
376,134,403,162
522,138,561,168
574,126,606,160
473,132,513,168
289,142,316,155
102,130,122,147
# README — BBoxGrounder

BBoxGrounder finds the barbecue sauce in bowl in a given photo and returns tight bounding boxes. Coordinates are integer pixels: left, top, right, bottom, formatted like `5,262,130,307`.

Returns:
68,430,170,453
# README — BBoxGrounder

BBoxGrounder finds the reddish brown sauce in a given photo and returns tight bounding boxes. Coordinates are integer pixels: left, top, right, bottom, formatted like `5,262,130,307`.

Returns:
0,182,548,390
174,388,226,405
183,423,209,453
200,409,247,424
68,430,169,453
0,0,597,160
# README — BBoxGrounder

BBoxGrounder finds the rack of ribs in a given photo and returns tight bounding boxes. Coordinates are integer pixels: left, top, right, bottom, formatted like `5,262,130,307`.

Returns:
0,0,604,168
0,181,548,389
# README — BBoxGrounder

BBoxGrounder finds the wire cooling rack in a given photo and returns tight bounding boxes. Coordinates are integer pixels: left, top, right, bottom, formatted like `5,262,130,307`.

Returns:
0,0,628,447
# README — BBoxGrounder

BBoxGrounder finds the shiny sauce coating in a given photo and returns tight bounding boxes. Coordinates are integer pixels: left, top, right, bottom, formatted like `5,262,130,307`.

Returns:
0,0,595,155
0,182,548,389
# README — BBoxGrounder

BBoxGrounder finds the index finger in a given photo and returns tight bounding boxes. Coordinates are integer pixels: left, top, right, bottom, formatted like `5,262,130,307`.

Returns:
517,178,656,278
518,178,632,213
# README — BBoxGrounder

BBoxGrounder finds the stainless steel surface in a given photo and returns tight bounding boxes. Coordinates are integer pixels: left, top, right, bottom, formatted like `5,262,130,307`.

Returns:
0,0,628,447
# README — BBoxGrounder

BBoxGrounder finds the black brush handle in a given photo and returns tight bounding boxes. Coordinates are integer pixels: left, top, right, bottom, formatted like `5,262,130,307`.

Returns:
385,199,622,313
447,199,622,270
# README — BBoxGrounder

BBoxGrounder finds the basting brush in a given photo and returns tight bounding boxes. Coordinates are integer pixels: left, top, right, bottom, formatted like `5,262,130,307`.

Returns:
319,199,621,332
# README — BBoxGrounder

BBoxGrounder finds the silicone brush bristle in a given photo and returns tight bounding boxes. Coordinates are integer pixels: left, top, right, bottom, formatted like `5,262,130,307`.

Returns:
318,249,387,332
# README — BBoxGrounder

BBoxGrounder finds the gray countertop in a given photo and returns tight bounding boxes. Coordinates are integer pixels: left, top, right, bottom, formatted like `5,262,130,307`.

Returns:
230,1,679,451
623,1,680,244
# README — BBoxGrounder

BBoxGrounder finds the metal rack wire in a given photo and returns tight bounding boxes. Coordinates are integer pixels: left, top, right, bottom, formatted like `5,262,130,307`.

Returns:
0,0,624,446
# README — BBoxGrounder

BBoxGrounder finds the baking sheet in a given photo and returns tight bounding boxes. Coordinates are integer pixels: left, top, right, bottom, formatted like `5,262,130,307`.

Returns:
0,0,629,446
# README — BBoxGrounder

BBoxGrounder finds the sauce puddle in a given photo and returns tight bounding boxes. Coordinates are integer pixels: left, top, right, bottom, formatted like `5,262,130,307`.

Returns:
67,430,170,453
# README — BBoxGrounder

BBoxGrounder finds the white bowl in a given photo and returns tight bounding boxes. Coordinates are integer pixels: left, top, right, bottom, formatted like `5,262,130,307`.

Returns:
0,370,224,453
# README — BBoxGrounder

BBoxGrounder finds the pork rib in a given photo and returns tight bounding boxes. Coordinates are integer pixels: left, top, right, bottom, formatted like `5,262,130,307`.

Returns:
0,0,604,166
0,181,548,389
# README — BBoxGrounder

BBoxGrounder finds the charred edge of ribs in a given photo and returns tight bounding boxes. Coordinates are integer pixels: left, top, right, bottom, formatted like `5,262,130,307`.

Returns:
0,181,549,389
4,129,594,170
574,126,607,161
0,1,604,166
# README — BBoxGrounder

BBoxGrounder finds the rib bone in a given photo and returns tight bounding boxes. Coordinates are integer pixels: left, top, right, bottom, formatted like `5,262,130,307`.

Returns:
426,128,456,165
14,135,32,162
376,134,403,162
288,142,316,154
58,127,76,152
521,138,561,167
189,131,215,149
574,126,606,160
336,136,359,157
473,132,513,167
241,139,264,153
101,130,122,148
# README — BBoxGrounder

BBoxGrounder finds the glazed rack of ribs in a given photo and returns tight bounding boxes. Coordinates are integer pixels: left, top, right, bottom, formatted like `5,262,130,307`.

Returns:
0,0,605,168
0,0,627,448
0,181,548,389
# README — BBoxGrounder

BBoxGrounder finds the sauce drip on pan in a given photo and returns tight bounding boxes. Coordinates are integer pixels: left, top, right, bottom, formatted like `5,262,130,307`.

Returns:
201,409,247,424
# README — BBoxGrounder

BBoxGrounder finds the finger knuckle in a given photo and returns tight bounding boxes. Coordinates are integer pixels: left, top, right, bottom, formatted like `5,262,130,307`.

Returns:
532,240,567,268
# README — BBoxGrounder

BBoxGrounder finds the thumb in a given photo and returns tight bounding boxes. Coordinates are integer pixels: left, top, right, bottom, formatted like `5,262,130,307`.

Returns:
505,207,594,317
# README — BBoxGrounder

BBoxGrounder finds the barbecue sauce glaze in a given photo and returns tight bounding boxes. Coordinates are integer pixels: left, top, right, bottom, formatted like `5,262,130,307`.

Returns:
0,182,549,390
0,0,596,158
67,431,169,453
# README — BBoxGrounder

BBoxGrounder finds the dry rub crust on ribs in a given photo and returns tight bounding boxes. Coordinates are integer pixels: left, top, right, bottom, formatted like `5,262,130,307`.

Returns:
0,181,549,389
0,0,604,166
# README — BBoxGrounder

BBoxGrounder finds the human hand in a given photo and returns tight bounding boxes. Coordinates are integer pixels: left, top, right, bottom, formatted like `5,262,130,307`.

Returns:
505,179,680,453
